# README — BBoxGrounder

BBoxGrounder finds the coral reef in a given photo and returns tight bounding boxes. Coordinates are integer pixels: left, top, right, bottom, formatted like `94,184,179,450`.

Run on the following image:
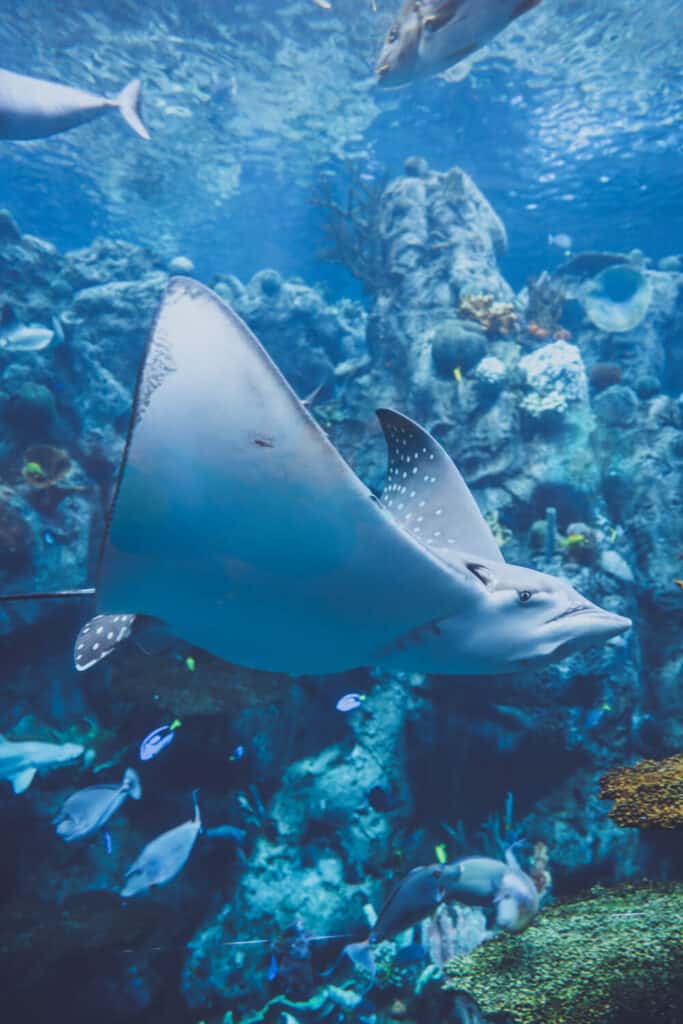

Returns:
600,753,683,828
519,341,590,420
444,884,683,1024
458,293,517,337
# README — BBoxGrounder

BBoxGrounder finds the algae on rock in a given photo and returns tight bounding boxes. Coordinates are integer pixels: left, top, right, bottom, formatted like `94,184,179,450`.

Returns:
444,884,683,1024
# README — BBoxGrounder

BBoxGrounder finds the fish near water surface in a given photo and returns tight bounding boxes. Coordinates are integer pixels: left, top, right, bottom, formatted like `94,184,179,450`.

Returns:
376,0,544,87
0,68,150,141
54,277,630,680
0,734,84,794
53,767,142,842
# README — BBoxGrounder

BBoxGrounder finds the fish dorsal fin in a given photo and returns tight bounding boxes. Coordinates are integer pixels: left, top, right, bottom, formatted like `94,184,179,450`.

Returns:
376,409,504,564
96,279,472,675
74,614,136,672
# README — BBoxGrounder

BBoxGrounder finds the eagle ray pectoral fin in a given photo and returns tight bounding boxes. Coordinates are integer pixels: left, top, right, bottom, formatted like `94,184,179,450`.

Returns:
376,408,504,565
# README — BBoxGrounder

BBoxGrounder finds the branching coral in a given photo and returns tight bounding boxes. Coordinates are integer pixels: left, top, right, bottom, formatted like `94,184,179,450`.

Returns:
311,161,388,294
457,294,517,337
599,753,683,828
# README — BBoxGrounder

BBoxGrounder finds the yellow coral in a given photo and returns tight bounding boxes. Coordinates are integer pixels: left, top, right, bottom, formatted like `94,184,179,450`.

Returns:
458,294,517,337
599,753,683,829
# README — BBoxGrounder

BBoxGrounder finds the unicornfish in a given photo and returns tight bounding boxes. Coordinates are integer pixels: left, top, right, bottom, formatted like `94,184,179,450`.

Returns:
0,67,150,140
0,734,84,794
53,767,142,842
441,848,540,933
121,789,202,897
376,0,544,87
0,277,630,676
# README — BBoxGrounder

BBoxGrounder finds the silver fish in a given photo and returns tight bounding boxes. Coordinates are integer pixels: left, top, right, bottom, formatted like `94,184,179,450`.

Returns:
53,767,142,842
0,305,54,352
376,0,544,87
345,863,445,973
121,790,201,898
0,734,83,794
442,848,539,933
0,68,149,140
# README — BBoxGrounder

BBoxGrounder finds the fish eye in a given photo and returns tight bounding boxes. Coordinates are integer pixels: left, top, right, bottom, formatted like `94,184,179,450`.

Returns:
387,28,399,43
518,590,532,604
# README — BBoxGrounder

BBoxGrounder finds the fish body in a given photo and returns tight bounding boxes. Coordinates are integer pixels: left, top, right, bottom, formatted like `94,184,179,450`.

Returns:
121,790,201,897
0,305,54,351
376,0,544,86
0,68,149,140
68,278,629,680
54,767,142,842
548,232,573,251
442,850,539,932
345,864,444,972
0,734,84,794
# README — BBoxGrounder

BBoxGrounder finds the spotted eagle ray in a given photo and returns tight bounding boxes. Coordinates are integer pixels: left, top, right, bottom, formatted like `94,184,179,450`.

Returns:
1,278,630,675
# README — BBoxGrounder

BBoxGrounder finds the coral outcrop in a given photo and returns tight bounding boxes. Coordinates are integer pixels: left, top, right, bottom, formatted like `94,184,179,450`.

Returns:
444,884,683,1024
600,753,683,828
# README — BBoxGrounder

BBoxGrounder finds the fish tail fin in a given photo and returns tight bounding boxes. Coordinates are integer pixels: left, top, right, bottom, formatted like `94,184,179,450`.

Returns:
116,79,150,140
74,614,136,672
343,941,376,977
192,788,202,827
123,767,143,800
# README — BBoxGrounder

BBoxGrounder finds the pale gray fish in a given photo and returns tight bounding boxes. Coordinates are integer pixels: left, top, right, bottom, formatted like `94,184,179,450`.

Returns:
0,68,149,140
0,305,54,351
66,277,628,678
548,232,573,251
121,790,201,898
376,0,544,87
442,849,539,933
53,767,142,842
0,734,83,794
345,863,445,974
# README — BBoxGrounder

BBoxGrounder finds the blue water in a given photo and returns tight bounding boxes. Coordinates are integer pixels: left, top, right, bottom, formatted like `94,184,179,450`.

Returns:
1,1,683,1022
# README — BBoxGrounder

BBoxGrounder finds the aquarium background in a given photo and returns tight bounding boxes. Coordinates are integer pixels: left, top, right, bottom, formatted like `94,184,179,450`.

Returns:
0,0,682,1022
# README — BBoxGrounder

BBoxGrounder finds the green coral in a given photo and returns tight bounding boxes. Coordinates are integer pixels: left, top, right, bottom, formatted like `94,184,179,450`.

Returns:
444,884,683,1024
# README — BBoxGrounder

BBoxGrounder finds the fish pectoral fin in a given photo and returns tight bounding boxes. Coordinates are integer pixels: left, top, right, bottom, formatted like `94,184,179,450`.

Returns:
74,614,136,672
11,766,37,794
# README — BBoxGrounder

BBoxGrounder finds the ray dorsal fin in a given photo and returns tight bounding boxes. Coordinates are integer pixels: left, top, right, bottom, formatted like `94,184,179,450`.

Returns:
96,279,474,675
376,408,503,564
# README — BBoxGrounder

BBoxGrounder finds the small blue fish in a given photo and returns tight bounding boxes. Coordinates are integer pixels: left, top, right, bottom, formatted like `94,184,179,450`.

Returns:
336,692,366,713
267,952,278,982
229,744,245,762
104,830,113,855
139,719,182,762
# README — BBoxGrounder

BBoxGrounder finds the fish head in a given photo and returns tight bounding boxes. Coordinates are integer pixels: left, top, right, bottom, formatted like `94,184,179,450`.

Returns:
458,560,632,671
54,812,79,840
375,0,423,87
494,868,539,933
57,742,85,764
381,558,631,674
